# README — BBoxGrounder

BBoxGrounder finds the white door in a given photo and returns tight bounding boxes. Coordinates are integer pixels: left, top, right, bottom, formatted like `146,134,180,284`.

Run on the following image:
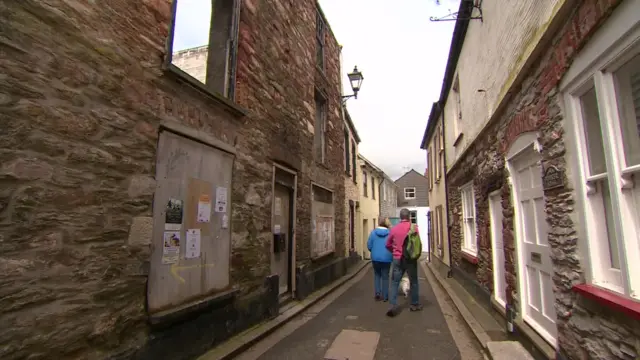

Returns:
512,148,557,346
489,191,506,308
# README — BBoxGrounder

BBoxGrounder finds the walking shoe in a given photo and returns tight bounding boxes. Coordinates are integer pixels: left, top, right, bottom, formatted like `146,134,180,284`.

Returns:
374,294,381,301
409,304,423,311
386,306,399,317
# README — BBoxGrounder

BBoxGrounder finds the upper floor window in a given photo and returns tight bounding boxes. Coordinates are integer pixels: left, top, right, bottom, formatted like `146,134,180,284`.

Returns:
404,187,416,200
168,0,239,99
372,178,376,200
460,181,477,256
562,13,640,299
452,74,462,142
351,141,357,183
435,127,442,181
316,11,325,71
363,172,368,197
439,125,445,180
314,91,327,163
428,146,433,191
344,130,350,175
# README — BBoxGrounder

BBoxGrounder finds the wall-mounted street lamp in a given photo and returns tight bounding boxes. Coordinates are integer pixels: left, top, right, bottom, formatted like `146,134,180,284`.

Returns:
342,66,363,102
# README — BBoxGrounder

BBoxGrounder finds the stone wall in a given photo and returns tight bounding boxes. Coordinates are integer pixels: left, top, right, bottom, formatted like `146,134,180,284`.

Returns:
0,0,346,359
379,177,397,219
446,0,640,359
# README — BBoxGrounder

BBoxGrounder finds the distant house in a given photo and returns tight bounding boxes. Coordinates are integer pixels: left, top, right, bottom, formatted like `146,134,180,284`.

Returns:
357,154,384,260
395,169,430,254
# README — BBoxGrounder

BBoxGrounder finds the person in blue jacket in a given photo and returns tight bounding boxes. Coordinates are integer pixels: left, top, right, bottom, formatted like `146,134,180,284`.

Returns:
367,218,393,301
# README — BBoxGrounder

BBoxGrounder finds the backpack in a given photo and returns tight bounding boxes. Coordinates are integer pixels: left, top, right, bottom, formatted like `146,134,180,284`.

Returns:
402,224,422,261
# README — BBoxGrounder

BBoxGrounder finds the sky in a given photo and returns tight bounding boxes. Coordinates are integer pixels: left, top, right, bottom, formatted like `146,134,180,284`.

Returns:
172,0,460,180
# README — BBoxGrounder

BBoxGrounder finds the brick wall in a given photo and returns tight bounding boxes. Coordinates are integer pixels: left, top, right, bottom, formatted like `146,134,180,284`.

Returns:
0,0,346,358
447,0,640,358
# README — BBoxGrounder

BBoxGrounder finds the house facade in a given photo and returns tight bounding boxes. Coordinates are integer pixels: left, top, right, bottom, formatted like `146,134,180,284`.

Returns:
343,108,361,257
357,154,383,259
379,174,398,220
1,1,356,359
434,0,640,359
395,169,430,254
422,104,450,266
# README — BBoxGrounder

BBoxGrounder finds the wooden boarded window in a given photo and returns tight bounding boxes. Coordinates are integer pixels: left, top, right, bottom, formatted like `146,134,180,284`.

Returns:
148,130,234,314
311,184,334,259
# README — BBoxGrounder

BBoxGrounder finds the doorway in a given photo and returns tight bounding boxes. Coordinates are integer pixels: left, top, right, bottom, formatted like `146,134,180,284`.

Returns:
489,191,506,308
507,134,557,346
362,219,369,259
272,167,296,298
349,201,355,252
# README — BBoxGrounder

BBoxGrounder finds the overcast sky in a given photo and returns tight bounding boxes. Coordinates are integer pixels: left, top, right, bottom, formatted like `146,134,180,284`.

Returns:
173,0,459,180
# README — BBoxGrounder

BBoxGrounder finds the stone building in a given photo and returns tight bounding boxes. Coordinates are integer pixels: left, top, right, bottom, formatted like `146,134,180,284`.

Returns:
343,108,361,257
431,0,640,359
422,102,450,266
379,174,398,220
0,1,356,359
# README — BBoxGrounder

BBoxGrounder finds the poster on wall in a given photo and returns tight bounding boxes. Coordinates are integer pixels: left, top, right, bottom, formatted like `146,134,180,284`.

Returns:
165,198,183,231
215,187,227,213
162,231,181,264
197,194,212,223
185,229,201,259
312,216,334,258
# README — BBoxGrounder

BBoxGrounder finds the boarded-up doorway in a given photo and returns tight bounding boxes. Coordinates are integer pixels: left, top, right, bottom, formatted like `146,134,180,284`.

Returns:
148,130,234,314
272,166,296,297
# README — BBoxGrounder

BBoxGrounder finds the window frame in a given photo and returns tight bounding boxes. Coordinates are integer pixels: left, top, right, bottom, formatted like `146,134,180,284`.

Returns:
363,171,368,197
435,129,441,182
351,141,357,183
372,177,376,200
560,11,640,299
428,146,433,191
404,187,416,200
452,74,463,142
165,0,240,102
344,129,350,175
460,181,477,256
439,125,445,181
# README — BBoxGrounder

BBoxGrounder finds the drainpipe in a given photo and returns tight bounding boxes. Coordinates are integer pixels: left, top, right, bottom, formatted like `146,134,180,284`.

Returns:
440,101,454,278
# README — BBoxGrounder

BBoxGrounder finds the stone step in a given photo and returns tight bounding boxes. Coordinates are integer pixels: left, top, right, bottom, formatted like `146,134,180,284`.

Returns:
487,341,535,360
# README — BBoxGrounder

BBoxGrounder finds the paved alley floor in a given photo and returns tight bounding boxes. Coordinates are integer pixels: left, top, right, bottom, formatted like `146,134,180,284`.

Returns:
235,263,485,360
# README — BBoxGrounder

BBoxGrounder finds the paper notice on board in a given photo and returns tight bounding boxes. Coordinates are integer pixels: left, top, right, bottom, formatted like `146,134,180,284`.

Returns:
162,231,181,264
186,229,201,259
274,224,281,234
197,194,211,223
165,198,183,231
215,187,227,213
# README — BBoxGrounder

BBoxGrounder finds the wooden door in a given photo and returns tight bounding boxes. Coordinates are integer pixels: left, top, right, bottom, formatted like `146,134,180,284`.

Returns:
148,130,234,313
513,148,557,345
272,183,291,295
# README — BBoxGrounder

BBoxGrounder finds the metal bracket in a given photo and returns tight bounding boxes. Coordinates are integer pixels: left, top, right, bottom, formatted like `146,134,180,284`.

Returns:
430,1,483,22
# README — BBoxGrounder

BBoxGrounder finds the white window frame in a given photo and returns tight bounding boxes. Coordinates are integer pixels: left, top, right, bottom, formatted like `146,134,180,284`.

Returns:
560,1,640,299
404,187,416,200
460,181,477,256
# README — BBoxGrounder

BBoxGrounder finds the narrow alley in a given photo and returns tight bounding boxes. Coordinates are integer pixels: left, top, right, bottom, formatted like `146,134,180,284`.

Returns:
223,262,484,360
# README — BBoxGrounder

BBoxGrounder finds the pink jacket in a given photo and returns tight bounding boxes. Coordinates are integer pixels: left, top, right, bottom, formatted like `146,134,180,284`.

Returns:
385,220,419,260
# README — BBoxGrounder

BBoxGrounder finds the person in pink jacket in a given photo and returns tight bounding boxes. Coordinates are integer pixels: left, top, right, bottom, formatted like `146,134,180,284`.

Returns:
385,208,423,316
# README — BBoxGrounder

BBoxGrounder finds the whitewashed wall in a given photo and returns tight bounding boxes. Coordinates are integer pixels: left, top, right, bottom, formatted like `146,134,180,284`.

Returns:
444,0,565,169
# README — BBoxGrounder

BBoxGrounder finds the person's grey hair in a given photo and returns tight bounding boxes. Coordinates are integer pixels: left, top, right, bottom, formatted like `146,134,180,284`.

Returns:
399,208,410,220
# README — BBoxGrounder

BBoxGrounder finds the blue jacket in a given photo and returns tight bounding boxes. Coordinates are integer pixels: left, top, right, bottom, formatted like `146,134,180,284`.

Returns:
367,227,393,263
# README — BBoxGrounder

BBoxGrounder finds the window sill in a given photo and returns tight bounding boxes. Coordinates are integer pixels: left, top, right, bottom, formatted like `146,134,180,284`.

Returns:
572,283,640,321
163,65,247,118
453,132,464,147
461,250,478,264
405,197,416,200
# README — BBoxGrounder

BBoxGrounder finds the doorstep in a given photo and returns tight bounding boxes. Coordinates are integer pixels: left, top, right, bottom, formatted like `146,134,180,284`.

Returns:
197,260,371,360
422,261,543,360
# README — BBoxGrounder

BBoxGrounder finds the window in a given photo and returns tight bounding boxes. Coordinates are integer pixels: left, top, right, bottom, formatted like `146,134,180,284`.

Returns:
437,205,444,253
372,178,376,200
428,146,433,191
452,75,462,142
316,11,325,71
167,0,239,99
410,211,418,224
344,130,350,175
562,17,640,298
363,172,368,197
404,187,416,200
314,91,327,163
311,185,335,259
460,182,477,256
436,126,443,181
351,141,357,183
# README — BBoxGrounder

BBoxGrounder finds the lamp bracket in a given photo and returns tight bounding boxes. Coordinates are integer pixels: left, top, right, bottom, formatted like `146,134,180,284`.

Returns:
430,1,483,22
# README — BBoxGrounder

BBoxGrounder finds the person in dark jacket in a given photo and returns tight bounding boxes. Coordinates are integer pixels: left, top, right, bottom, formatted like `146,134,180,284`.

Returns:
367,218,393,301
